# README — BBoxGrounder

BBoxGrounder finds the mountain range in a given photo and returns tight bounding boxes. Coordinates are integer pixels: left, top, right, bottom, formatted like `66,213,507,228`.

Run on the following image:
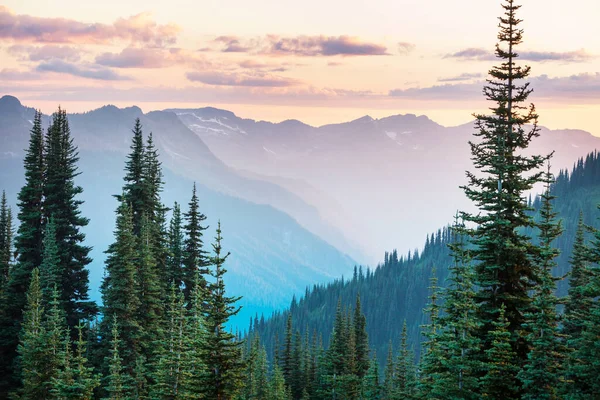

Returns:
1,94,599,327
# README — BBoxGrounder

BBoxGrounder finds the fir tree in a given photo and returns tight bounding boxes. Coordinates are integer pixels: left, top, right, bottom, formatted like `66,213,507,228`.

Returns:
0,190,13,287
434,213,480,399
382,341,395,399
461,0,547,363
418,269,442,398
182,183,209,301
480,305,519,400
361,355,381,400
518,165,565,399
121,118,146,235
52,324,101,400
14,268,48,399
395,321,417,400
39,218,61,307
167,202,184,288
353,294,369,380
202,222,244,399
270,364,291,400
43,107,95,330
100,200,141,374
104,315,130,400
0,111,45,394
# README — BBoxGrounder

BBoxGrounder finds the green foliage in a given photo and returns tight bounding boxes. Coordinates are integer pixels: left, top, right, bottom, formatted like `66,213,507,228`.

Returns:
182,183,209,301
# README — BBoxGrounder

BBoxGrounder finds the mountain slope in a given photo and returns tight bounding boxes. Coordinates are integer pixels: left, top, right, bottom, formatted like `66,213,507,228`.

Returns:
0,95,357,326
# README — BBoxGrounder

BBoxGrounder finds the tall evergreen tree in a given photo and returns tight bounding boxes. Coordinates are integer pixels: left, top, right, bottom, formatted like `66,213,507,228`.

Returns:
202,222,244,399
0,111,45,395
167,202,184,288
39,218,61,307
121,118,146,236
418,269,442,398
104,315,131,400
14,268,48,400
353,294,369,380
395,321,417,400
434,214,480,399
461,0,547,362
100,200,141,374
0,190,13,287
182,183,209,301
43,107,95,330
361,355,381,400
382,341,395,399
518,165,565,399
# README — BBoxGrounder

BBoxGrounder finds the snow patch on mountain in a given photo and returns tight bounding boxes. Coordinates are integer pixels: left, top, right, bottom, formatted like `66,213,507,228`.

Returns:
385,131,398,140
263,146,277,155
178,112,247,135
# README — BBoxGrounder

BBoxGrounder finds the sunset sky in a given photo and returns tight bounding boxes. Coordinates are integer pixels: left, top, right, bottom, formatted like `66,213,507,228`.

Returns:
1,0,599,133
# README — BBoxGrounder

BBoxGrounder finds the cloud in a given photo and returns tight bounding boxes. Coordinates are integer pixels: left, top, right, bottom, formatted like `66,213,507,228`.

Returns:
327,61,343,67
397,42,415,55
438,72,484,82
8,44,82,62
214,36,252,52
95,47,206,68
389,72,600,103
36,59,131,81
0,69,43,80
212,35,389,56
444,47,594,63
0,6,180,46
186,71,297,87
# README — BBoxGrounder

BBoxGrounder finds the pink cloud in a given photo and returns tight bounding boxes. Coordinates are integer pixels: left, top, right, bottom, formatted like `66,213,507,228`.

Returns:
0,6,180,46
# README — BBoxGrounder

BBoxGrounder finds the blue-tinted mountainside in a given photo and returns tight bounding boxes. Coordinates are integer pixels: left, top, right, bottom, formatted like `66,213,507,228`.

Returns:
0,95,356,326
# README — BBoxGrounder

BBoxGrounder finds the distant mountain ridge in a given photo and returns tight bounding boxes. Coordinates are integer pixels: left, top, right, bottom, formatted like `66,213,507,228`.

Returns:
169,105,600,262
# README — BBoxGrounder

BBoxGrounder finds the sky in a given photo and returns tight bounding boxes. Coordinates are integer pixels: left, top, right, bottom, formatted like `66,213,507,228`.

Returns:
1,0,600,133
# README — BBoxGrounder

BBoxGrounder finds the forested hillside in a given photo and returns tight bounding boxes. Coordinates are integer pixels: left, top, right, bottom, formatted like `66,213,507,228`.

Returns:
251,151,600,368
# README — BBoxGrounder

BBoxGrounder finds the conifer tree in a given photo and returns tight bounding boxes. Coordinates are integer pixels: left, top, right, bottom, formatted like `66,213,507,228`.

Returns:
270,364,291,400
361,355,381,400
0,190,13,287
353,294,369,380
461,0,547,362
152,284,187,399
202,222,244,399
383,341,395,399
167,202,184,288
418,269,442,398
14,268,48,399
101,200,141,374
0,111,45,393
121,118,146,236
44,108,95,330
104,315,131,400
182,183,209,301
183,272,208,397
434,214,480,399
395,321,416,400
562,212,592,341
518,166,565,399
282,313,294,389
39,218,61,307
480,305,519,400
52,324,101,399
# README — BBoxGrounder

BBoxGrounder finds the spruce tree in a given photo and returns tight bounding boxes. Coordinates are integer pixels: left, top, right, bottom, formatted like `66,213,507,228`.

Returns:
0,111,45,394
461,0,547,362
43,107,95,330
518,165,565,399
183,273,208,397
182,183,209,301
202,222,244,399
383,341,395,399
361,354,381,400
